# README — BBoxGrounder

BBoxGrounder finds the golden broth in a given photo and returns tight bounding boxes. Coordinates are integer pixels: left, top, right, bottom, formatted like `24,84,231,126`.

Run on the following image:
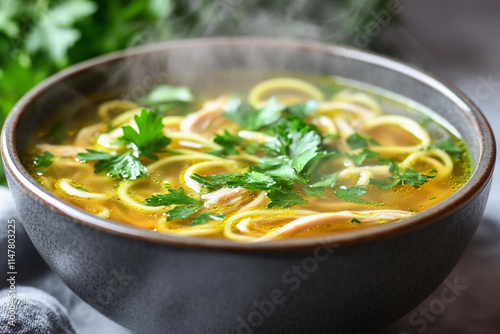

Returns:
24,73,471,241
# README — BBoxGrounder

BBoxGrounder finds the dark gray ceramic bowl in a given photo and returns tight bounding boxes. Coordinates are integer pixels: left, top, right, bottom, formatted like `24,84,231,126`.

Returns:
1,38,496,334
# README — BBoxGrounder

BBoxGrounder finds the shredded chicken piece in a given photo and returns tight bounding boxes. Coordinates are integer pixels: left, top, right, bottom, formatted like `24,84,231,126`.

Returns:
35,144,85,157
255,210,413,241
201,187,248,210
74,123,108,147
334,116,355,138
180,96,229,135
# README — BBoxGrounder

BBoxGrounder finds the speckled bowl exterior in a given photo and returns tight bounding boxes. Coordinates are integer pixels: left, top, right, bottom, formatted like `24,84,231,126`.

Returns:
1,38,496,334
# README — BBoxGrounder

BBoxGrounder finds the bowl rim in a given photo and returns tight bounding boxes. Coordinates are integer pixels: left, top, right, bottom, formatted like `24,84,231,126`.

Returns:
1,37,496,252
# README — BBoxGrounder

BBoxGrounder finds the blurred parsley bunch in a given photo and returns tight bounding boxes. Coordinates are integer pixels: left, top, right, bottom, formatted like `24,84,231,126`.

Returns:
0,0,396,184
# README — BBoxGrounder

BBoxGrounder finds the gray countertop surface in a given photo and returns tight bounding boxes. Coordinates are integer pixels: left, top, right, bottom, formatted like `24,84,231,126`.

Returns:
1,0,499,333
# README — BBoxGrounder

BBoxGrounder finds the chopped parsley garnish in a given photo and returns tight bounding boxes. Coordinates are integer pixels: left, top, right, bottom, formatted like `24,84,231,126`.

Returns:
346,149,382,166
303,186,325,197
334,185,373,205
208,130,244,156
166,206,201,221
267,189,308,209
431,139,464,161
324,134,341,140
140,85,193,104
429,196,438,200
256,118,339,183
310,173,339,188
351,218,361,224
121,109,172,160
193,100,341,208
346,133,378,150
51,124,65,144
369,163,437,190
191,172,293,191
191,212,225,226
146,188,204,221
223,96,285,131
145,188,203,207
77,150,147,180
76,109,172,180
285,100,319,117
33,150,54,174
145,188,224,225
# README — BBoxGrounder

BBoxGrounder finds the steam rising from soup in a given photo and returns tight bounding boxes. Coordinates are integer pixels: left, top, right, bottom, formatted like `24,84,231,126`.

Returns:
24,75,471,241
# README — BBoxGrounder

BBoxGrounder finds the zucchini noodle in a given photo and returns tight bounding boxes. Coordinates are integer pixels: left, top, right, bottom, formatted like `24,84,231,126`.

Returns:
117,180,167,213
248,77,325,106
56,178,108,200
253,210,413,242
362,115,431,154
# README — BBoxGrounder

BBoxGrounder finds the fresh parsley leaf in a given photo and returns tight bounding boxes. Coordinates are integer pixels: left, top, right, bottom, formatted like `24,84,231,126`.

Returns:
258,118,327,182
166,205,200,221
140,85,193,104
33,150,54,174
351,218,361,224
94,152,147,180
121,109,172,160
191,212,225,226
223,96,285,131
190,173,246,191
253,157,306,183
76,110,172,180
346,149,381,166
190,171,292,192
300,150,341,181
145,188,203,207
369,163,437,190
334,185,373,205
285,100,318,117
76,150,147,180
51,124,65,144
400,168,437,188
208,130,244,156
289,129,322,173
267,189,308,209
76,149,115,162
346,133,378,150
432,139,464,161
310,173,339,188
244,142,264,155
368,177,397,190
303,186,325,197
324,134,341,141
